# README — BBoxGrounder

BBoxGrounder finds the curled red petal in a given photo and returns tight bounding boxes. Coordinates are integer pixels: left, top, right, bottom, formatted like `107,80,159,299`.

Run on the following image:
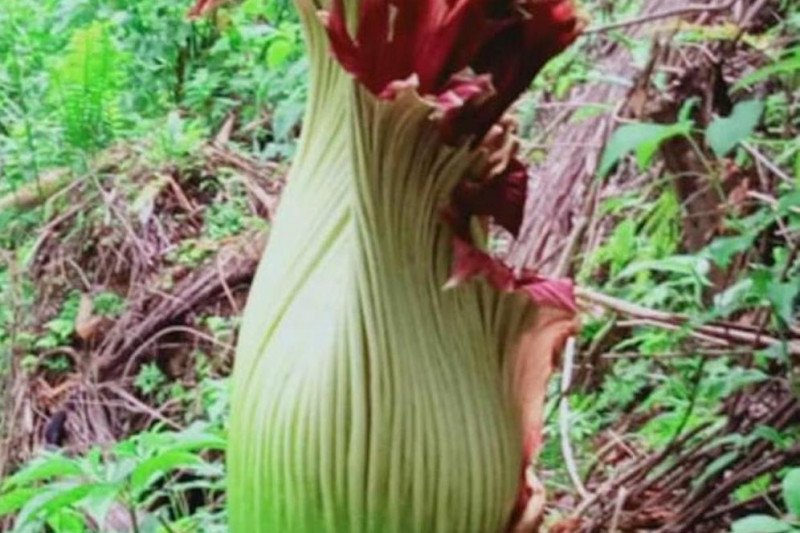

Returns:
434,71,496,144
451,157,527,237
446,237,578,314
445,237,515,291
518,275,577,313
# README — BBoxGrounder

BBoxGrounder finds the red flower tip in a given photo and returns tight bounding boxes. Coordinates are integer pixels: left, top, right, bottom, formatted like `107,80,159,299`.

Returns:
323,0,580,141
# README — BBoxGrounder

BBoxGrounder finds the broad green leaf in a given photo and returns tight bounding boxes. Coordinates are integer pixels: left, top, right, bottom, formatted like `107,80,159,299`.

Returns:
15,482,93,527
0,488,38,517
782,469,800,517
1,455,82,491
706,100,764,157
39,483,96,518
130,451,204,494
714,278,754,317
598,121,691,177
767,281,800,325
778,191,800,215
731,515,791,533
705,234,757,268
46,508,86,533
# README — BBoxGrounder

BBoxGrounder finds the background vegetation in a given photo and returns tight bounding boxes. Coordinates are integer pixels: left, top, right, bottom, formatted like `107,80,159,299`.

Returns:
0,0,797,531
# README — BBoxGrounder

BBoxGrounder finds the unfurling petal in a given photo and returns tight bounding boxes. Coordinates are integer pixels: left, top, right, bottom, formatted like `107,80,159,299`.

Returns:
322,0,580,141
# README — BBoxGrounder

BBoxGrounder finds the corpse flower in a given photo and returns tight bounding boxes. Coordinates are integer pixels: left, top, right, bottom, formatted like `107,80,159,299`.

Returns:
189,0,581,531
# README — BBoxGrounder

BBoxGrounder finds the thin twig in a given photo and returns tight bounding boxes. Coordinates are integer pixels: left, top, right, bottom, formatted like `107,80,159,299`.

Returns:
576,287,800,355
99,383,183,431
559,337,590,499
583,0,737,35
121,325,235,378
609,487,629,533
741,142,796,185
216,254,240,315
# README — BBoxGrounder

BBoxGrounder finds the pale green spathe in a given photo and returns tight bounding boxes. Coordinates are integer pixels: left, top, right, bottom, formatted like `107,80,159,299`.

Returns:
226,2,537,531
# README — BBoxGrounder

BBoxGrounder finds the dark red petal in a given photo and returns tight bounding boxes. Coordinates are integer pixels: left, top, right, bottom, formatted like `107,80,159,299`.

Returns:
434,71,496,143
460,0,581,138
451,157,527,237
322,0,580,142
322,0,362,79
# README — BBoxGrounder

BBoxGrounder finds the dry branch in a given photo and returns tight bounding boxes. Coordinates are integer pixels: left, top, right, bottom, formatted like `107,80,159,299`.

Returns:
577,286,800,355
94,232,265,379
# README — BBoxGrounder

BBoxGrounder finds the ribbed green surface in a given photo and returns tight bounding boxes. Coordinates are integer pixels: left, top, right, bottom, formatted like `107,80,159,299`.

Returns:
226,3,536,531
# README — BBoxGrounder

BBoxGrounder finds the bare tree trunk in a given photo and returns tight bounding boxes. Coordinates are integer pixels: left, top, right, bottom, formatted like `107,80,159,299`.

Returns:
508,0,699,275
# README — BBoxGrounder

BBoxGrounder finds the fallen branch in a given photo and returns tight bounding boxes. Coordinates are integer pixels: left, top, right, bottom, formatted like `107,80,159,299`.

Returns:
95,232,265,379
583,0,738,35
576,286,800,355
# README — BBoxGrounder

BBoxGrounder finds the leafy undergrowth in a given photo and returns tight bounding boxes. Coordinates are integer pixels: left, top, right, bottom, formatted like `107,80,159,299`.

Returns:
0,0,798,532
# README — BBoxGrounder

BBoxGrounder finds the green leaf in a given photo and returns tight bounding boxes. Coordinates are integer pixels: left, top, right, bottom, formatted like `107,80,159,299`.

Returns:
47,509,87,533
714,278,754,317
705,234,756,268
0,488,38,517
39,483,96,517
1,455,82,491
782,469,800,517
706,100,764,157
267,38,294,68
598,121,691,177
767,281,800,325
15,481,94,527
693,451,738,491
731,515,791,533
130,451,203,494
752,426,789,449
778,191,800,215
617,255,710,282
735,52,800,89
